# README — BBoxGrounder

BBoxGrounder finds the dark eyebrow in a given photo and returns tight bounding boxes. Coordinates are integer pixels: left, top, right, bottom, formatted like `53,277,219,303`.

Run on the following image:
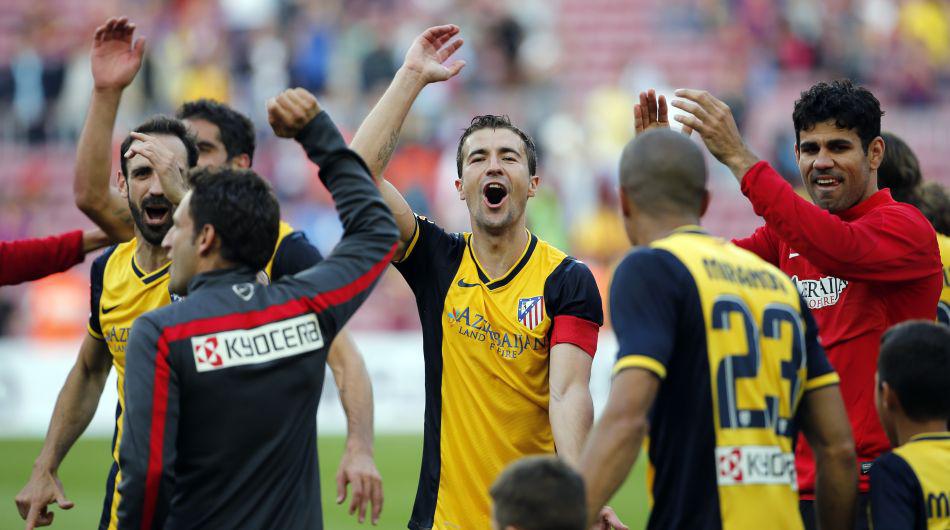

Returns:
498,147,521,157
468,148,488,160
827,138,853,148
196,140,217,150
132,166,152,177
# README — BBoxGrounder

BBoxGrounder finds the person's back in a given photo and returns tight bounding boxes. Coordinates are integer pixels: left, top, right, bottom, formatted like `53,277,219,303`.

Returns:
580,127,856,530
870,321,950,529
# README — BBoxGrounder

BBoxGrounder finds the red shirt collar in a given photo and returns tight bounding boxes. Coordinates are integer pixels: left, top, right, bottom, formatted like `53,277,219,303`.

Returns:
836,188,894,222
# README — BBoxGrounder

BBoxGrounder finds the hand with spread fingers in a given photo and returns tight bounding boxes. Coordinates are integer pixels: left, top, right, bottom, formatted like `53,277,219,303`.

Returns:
267,88,323,138
401,24,467,85
670,89,760,180
91,16,146,93
634,89,693,137
124,132,188,204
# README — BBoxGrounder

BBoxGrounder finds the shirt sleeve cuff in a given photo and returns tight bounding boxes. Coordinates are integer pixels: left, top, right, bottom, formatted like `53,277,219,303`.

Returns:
393,217,420,264
64,230,85,262
87,324,104,340
613,355,667,379
804,372,840,392
551,315,599,357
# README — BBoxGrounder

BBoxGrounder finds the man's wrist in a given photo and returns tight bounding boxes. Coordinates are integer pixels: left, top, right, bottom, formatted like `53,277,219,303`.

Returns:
724,148,761,182
394,66,429,92
344,436,374,456
92,85,125,99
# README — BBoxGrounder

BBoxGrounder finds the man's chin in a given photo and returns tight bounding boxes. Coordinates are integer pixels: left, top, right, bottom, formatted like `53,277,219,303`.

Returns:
138,225,172,246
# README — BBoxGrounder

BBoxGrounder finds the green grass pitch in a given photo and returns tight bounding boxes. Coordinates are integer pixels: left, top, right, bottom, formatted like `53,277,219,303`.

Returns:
0,435,648,529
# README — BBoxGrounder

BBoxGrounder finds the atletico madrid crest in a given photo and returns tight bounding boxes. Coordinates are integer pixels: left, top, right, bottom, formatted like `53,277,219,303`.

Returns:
518,296,545,330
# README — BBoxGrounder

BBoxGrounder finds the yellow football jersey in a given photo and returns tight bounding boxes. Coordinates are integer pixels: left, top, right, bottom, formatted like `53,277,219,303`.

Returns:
395,216,603,530
609,226,838,530
88,221,313,529
936,233,949,325
870,433,950,529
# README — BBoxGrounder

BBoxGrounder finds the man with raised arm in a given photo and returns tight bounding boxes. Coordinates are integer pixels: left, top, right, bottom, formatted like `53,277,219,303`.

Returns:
646,80,942,529
116,89,397,530
348,25,623,530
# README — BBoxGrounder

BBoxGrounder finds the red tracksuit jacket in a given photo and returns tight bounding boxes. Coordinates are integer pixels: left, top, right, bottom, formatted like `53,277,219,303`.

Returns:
0,230,85,286
733,161,942,498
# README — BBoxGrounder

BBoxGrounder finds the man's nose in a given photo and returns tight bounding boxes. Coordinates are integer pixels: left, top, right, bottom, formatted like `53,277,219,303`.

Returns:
813,150,834,170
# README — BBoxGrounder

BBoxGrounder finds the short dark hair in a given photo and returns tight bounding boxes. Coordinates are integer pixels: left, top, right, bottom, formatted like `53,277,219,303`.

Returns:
879,321,950,422
877,132,922,205
120,116,199,179
177,99,256,164
187,167,280,272
917,181,950,236
619,129,707,216
490,456,586,530
792,80,884,152
456,115,537,177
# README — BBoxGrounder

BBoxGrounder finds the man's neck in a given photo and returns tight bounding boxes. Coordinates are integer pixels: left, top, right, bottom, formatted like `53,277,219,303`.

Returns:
469,222,530,280
635,214,702,246
894,416,949,446
133,230,169,274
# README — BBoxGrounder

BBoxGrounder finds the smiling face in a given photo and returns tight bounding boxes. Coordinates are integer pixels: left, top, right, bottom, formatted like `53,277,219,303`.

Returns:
795,120,884,213
120,134,189,246
456,128,539,235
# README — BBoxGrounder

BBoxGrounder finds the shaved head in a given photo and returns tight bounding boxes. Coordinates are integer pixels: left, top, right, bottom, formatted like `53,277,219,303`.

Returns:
619,129,707,216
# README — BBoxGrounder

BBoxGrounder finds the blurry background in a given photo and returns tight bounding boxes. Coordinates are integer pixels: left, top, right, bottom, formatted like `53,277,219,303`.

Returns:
0,0,948,527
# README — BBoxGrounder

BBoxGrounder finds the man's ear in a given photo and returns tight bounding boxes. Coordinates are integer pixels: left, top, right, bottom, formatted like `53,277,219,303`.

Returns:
867,136,885,171
619,186,632,218
196,224,218,256
881,381,901,413
231,154,251,169
117,171,129,198
526,175,540,198
455,178,465,200
699,189,711,217
793,142,800,162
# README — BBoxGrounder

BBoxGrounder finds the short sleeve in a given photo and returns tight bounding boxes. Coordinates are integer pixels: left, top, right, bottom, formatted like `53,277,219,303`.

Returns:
87,245,116,340
869,452,922,530
609,248,689,379
393,215,465,292
800,298,839,392
270,232,324,282
543,257,603,356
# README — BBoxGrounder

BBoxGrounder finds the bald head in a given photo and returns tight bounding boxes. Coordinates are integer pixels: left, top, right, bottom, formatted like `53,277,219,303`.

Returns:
619,129,707,216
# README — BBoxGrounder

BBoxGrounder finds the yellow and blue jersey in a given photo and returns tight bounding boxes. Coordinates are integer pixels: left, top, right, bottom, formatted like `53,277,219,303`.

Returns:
394,215,603,530
936,234,949,325
869,433,950,530
609,226,838,530
88,222,319,529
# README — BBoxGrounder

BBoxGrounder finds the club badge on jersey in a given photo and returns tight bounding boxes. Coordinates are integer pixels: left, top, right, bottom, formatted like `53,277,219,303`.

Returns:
518,296,545,330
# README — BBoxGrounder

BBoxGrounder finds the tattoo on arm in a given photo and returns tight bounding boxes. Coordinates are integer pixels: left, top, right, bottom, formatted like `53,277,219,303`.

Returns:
376,129,401,167
112,207,133,226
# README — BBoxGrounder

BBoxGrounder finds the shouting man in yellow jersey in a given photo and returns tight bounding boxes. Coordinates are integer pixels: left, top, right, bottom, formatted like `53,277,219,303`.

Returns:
16,17,380,529
348,25,624,530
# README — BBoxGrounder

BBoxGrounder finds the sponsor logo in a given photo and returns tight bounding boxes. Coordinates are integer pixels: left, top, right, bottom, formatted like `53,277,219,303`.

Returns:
517,296,545,330
446,306,547,359
102,304,121,314
791,275,848,309
788,252,800,259
232,283,255,301
105,326,131,354
456,278,479,288
860,462,873,475
190,313,324,372
716,445,796,488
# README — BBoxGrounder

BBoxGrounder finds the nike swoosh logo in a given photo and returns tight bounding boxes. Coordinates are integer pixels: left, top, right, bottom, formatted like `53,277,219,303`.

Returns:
457,279,479,288
102,304,121,314
788,252,800,259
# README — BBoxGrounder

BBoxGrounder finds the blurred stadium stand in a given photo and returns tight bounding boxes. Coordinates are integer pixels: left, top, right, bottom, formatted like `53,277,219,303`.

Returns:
0,0,948,338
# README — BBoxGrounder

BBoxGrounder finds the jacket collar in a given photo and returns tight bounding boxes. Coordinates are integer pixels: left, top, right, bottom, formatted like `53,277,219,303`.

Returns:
188,266,258,292
837,188,893,222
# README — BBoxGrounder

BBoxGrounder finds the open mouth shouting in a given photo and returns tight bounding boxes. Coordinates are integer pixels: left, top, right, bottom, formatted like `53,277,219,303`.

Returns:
141,198,173,226
482,181,509,210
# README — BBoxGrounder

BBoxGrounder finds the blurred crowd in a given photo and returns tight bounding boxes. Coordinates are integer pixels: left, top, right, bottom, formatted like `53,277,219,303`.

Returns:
1,0,949,336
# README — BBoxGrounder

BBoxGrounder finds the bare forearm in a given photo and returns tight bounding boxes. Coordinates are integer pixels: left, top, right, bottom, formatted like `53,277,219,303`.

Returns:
814,448,858,530
328,332,374,453
550,386,594,465
75,88,134,241
35,362,110,471
579,414,645,526
350,67,426,181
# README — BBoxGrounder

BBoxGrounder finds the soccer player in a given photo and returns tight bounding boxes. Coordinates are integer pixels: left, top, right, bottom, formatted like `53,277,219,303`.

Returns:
869,320,950,529
490,456,587,530
68,16,379,523
579,128,857,530
15,113,196,530
348,25,623,529
1,229,109,286
116,90,398,529
659,80,942,529
875,132,950,325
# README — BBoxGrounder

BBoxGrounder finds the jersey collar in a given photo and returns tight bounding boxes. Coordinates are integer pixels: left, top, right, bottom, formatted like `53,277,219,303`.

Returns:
908,431,950,443
836,188,893,222
188,266,259,292
466,230,538,290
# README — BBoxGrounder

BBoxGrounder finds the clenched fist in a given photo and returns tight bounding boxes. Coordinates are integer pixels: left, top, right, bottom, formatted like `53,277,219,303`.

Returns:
267,88,322,138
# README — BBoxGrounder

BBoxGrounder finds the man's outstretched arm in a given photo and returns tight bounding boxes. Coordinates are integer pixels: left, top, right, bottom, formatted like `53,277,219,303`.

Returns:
349,24,465,260
74,17,145,241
